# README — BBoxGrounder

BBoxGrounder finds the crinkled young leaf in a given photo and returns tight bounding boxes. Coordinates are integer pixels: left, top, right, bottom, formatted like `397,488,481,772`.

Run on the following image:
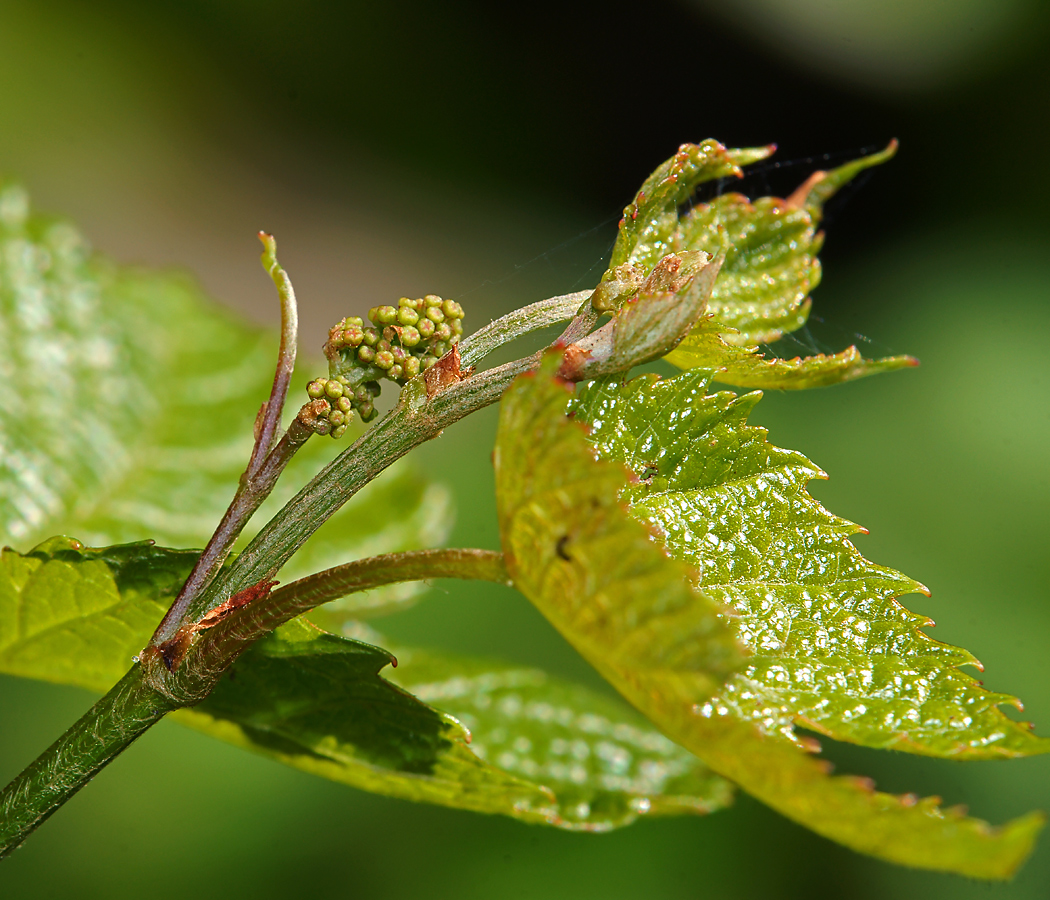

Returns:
665,315,917,389
574,370,1050,759
609,139,774,274
0,182,450,579
673,193,820,345
380,642,734,830
601,141,896,348
494,356,743,709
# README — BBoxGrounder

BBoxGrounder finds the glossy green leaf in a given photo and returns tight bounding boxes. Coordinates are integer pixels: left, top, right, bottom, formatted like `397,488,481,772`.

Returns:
664,315,918,389
0,182,450,582
184,619,557,821
575,370,1050,759
494,363,1046,877
494,355,743,724
379,640,734,830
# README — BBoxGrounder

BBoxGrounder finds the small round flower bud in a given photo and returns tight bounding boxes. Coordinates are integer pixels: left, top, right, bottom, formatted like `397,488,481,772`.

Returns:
336,396,352,413
403,356,420,378
346,316,363,327
397,307,419,326
450,319,464,336
372,305,398,325
389,364,404,380
362,327,380,347
435,322,452,341
417,318,435,339
344,325,364,346
425,306,445,324
399,325,421,347
375,350,395,370
431,341,449,357
424,294,443,308
307,380,327,399
357,345,376,364
377,339,392,354
367,307,378,321
391,344,407,363
442,299,461,318
324,380,344,399
331,424,348,438
329,410,346,427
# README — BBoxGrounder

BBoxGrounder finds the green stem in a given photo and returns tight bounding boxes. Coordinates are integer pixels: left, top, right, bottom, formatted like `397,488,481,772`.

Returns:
0,667,180,859
248,548,508,625
151,237,306,647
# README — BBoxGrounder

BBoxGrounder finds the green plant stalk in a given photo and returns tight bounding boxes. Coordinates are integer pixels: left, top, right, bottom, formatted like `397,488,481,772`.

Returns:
152,235,306,646
0,548,506,856
0,667,180,860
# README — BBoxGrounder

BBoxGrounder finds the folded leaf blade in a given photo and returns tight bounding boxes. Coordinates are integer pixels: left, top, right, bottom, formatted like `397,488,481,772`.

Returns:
665,316,918,388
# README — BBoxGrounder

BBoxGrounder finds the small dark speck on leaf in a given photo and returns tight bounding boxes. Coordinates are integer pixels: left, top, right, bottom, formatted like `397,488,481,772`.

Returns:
556,535,572,561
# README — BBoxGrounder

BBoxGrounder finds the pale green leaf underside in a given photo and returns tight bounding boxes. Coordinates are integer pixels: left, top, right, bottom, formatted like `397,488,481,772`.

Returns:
0,182,451,586
495,363,1045,878
665,315,918,389
0,539,726,830
494,357,743,704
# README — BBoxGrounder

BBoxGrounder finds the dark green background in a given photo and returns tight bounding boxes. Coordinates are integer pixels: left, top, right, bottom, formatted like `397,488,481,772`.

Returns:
2,1,1049,896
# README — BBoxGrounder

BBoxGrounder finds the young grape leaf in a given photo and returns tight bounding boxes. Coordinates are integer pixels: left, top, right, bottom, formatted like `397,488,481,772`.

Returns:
0,181,450,578
675,144,896,345
494,361,1047,878
0,538,552,819
0,538,727,830
664,315,917,389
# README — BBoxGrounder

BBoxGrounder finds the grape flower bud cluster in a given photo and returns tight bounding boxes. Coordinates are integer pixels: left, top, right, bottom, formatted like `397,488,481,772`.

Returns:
300,294,465,438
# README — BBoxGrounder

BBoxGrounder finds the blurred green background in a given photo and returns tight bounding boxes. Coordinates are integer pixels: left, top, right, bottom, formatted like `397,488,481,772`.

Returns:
2,0,1050,896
